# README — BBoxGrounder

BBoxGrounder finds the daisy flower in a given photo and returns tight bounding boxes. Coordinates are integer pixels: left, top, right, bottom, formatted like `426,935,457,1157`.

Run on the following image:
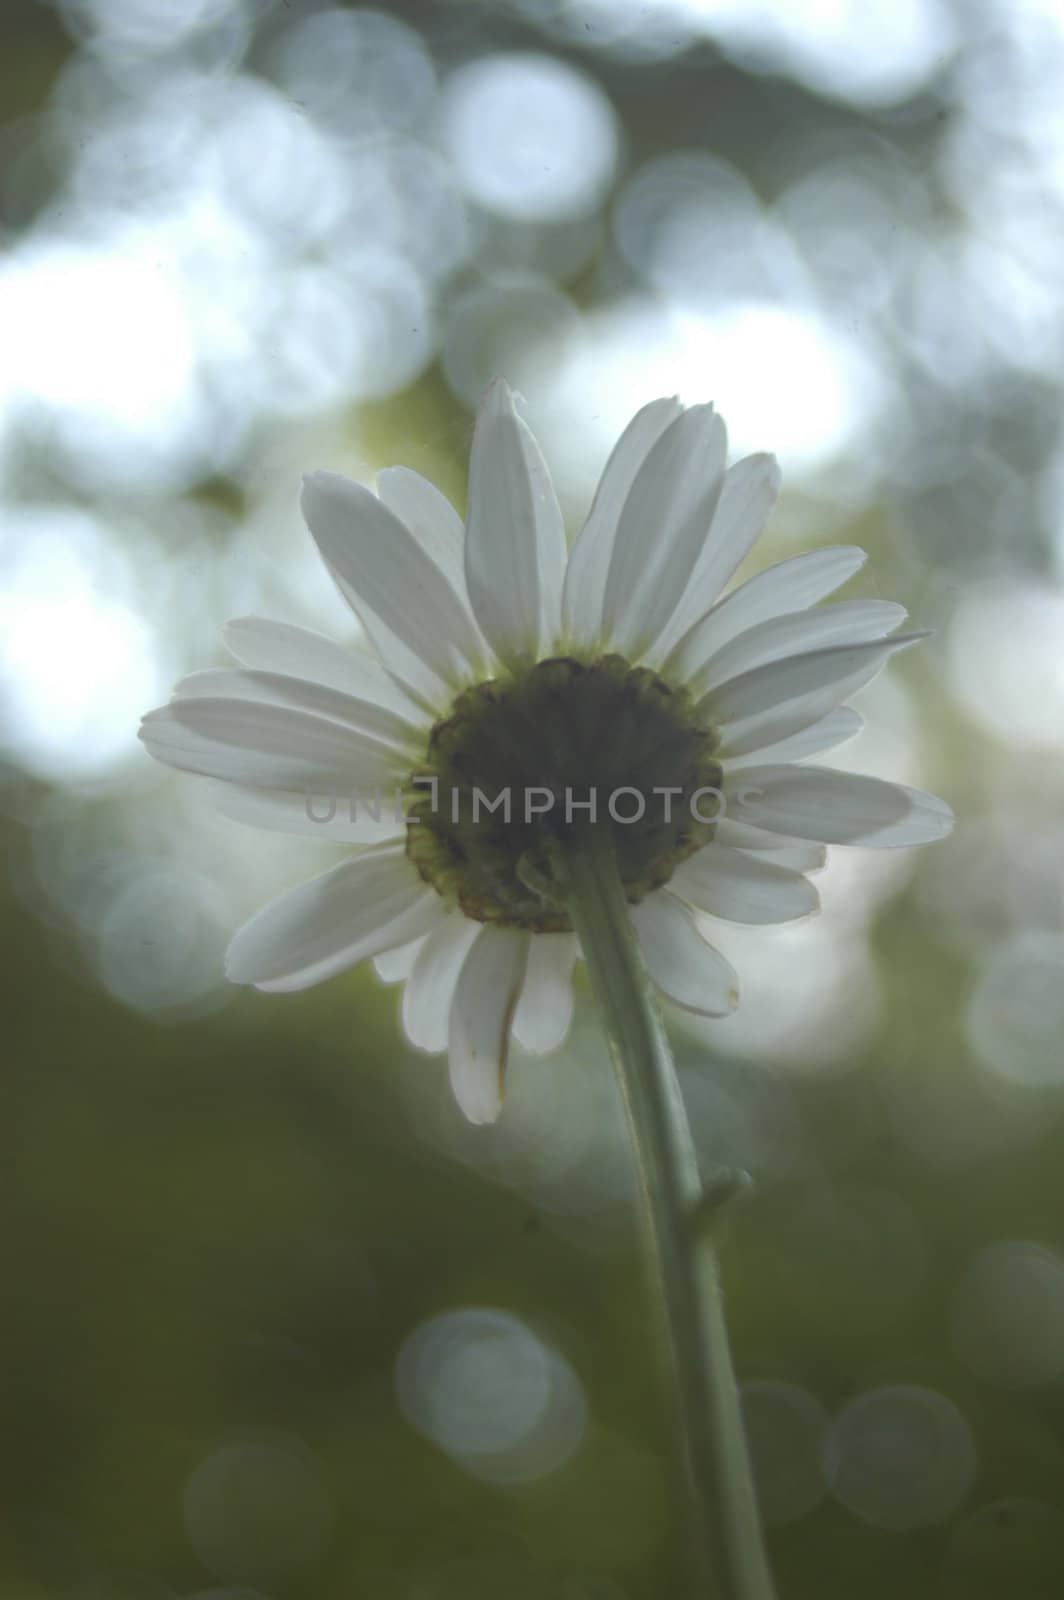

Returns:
139,381,952,1123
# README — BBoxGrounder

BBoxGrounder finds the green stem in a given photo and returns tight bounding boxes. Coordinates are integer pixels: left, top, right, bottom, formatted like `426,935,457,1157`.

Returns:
560,826,776,1600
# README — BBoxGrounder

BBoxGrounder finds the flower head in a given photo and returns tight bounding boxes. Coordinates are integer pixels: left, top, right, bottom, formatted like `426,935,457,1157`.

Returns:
140,381,952,1123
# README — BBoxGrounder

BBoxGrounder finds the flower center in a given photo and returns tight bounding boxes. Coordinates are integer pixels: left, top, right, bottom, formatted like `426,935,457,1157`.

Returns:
404,655,722,932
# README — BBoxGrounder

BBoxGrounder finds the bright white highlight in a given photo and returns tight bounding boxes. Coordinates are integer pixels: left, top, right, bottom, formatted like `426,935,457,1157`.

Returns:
696,0,956,108
0,510,164,779
543,299,881,498
0,236,198,467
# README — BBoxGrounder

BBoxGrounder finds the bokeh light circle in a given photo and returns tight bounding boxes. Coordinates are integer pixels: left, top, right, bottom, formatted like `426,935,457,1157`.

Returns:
266,7,436,138
396,1306,587,1484
182,1434,332,1580
951,1241,1064,1387
741,1381,829,1525
441,276,582,407
441,53,619,222
965,932,1064,1088
825,1385,977,1530
947,581,1064,748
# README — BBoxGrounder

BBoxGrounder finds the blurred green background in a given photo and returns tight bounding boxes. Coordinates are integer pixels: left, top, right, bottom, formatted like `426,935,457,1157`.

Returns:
5,0,1064,1595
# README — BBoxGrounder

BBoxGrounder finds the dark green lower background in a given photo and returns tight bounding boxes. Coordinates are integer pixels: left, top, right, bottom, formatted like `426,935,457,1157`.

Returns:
7,848,1064,1599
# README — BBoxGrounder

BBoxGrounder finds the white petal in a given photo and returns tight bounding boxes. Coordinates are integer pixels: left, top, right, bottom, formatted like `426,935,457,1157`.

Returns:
708,634,925,757
836,782,955,848
670,846,819,924
602,405,728,657
226,845,446,992
630,892,739,1016
667,545,868,672
172,668,419,752
375,466,467,599
402,914,480,1054
512,933,579,1054
687,600,906,695
448,925,531,1124
718,680,879,761
223,616,423,722
721,707,862,770
713,818,828,874
561,397,683,647
650,452,782,663
464,379,567,661
374,937,425,984
139,698,401,790
301,470,483,705
210,781,405,845
724,766,954,846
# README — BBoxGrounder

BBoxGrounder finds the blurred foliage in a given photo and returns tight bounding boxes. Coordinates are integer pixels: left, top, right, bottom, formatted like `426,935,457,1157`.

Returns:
5,0,1064,1597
